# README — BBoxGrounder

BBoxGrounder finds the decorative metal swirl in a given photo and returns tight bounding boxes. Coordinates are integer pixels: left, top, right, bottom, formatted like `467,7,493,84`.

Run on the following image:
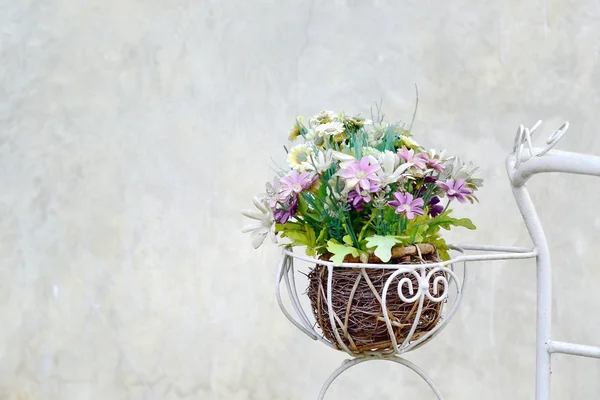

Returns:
512,120,570,169
392,266,459,304
396,268,424,302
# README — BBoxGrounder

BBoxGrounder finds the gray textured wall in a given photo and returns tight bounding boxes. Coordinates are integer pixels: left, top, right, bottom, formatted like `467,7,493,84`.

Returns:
1,1,600,399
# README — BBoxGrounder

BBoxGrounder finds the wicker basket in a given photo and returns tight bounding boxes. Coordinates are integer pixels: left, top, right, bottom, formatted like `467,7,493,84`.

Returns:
307,243,444,353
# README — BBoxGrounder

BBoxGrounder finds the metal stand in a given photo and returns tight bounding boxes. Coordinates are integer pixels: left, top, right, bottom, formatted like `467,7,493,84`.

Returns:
275,121,600,399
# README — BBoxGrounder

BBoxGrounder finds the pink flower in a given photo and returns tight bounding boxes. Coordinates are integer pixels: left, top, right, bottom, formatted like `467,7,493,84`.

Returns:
437,178,472,203
388,192,424,220
398,146,426,169
280,170,313,198
418,153,445,173
265,178,284,208
338,156,380,191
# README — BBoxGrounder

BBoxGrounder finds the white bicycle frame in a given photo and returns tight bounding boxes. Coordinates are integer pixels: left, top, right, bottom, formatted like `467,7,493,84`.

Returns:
275,120,600,399
507,121,600,399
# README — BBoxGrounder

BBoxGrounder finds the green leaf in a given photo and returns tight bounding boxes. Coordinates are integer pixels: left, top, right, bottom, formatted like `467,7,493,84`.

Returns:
283,230,310,246
298,195,310,216
451,217,476,230
306,226,316,247
409,224,429,243
364,235,405,263
275,221,304,233
427,236,451,261
327,240,359,266
342,235,354,245
420,210,476,233
316,227,328,246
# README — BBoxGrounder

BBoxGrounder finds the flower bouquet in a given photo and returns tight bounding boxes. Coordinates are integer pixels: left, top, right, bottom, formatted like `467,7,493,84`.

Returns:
243,107,482,352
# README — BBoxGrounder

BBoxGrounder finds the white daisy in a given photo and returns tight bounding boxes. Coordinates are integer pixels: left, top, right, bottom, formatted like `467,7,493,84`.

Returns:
315,121,345,138
309,110,337,127
286,144,314,171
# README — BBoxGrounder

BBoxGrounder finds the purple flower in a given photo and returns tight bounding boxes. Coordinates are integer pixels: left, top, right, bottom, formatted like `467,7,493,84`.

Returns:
418,153,446,173
424,175,437,184
347,183,379,211
411,181,427,198
388,192,424,220
437,178,472,203
398,146,426,169
273,195,298,224
338,156,380,191
280,170,313,198
428,196,444,217
347,190,366,211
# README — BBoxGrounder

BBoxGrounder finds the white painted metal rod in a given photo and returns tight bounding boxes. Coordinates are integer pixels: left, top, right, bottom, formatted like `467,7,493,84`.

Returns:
283,248,536,270
450,244,534,253
511,149,600,186
317,357,444,400
548,340,600,359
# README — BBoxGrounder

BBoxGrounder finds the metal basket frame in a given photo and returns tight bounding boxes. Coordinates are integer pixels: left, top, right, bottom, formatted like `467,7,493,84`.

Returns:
275,121,600,399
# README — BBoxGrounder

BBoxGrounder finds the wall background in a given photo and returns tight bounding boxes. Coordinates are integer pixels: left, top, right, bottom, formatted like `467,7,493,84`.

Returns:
2,0,600,399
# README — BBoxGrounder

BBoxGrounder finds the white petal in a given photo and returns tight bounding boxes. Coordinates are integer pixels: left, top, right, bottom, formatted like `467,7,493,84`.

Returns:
366,155,379,165
394,163,413,175
252,196,268,213
380,150,397,173
242,223,261,233
243,211,265,220
251,230,268,249
332,151,355,162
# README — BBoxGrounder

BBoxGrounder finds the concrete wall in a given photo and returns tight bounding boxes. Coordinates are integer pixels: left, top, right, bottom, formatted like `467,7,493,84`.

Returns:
1,0,600,398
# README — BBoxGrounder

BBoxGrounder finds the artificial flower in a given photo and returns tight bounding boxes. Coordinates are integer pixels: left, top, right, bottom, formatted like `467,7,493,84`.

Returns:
273,195,299,224
428,196,444,217
398,146,427,169
242,196,276,248
345,114,372,129
265,178,284,208
288,118,304,141
315,121,345,138
437,178,472,203
302,149,333,173
442,157,484,191
280,170,313,198
400,134,420,149
388,192,424,220
287,144,314,171
347,184,379,211
309,110,337,127
418,152,446,173
337,156,381,191
377,150,412,186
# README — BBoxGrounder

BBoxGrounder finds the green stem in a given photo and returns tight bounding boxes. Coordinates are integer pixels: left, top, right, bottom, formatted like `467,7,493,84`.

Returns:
443,200,451,213
399,215,407,235
358,208,377,242
319,175,360,248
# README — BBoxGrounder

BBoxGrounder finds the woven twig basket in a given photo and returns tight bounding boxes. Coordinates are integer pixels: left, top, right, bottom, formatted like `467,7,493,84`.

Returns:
307,243,444,353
